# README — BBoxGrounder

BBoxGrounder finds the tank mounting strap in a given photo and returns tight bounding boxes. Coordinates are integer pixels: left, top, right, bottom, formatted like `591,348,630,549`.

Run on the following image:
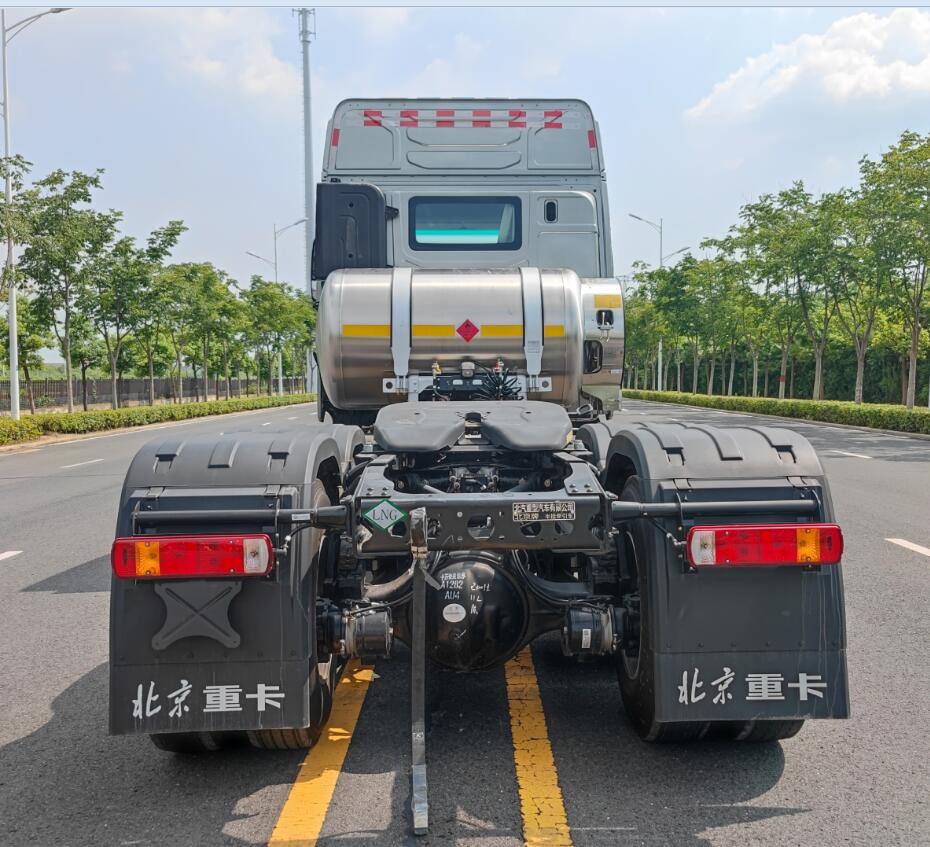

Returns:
519,267,544,388
390,267,413,391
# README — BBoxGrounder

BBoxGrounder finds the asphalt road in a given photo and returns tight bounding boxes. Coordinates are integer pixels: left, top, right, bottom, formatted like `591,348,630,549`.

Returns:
1,398,929,847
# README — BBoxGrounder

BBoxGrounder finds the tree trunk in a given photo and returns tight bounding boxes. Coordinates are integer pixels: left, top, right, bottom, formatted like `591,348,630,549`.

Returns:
23,363,36,415
62,319,74,413
906,322,920,411
691,348,700,393
789,354,796,399
147,347,156,406
813,345,825,401
81,363,89,411
727,346,736,396
778,346,788,400
109,350,119,410
752,353,759,398
706,358,716,396
223,345,231,400
763,359,770,396
854,342,866,405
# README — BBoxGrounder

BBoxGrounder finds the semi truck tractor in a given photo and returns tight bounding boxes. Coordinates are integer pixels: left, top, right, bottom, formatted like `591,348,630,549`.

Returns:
110,99,849,834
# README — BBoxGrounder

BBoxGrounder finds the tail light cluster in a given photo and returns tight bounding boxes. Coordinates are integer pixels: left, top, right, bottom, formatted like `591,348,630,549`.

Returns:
111,535,273,579
687,524,843,568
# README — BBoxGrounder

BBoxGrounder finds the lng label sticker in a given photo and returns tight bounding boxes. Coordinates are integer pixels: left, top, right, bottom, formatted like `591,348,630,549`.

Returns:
442,603,466,623
363,499,408,531
512,500,576,523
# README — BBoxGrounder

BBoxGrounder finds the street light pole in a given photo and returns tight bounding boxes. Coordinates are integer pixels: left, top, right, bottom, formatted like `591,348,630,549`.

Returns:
2,7,68,420
629,213,690,392
297,8,316,394
246,217,306,396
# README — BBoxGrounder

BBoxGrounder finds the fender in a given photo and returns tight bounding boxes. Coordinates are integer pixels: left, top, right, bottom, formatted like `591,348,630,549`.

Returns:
109,425,346,736
603,420,849,722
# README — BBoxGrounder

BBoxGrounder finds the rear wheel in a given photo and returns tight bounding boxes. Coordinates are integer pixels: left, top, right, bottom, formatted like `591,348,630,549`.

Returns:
150,731,225,754
616,475,709,743
248,479,338,751
713,720,805,742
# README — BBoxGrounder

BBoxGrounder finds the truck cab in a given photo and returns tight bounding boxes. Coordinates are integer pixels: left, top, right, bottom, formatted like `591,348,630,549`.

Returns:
310,99,624,423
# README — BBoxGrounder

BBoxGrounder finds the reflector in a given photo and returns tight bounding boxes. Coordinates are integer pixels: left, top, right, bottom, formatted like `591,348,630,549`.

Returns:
686,524,843,568
111,535,273,579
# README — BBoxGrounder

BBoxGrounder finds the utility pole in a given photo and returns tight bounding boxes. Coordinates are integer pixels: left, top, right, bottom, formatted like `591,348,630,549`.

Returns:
297,8,316,394
629,213,689,393
1,7,69,420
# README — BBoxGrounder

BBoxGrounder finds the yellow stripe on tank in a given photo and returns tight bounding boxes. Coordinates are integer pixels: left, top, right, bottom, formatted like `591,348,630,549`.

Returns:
411,324,457,337
481,324,524,338
341,324,390,338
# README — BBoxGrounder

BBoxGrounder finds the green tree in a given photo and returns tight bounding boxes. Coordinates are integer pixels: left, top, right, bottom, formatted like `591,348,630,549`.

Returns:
860,130,930,410
18,169,111,412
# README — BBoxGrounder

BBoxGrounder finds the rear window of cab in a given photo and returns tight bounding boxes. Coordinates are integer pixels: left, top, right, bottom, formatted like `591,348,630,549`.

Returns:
409,196,521,251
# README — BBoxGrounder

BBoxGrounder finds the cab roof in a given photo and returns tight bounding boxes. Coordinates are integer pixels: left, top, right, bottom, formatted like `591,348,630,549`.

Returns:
323,98,603,179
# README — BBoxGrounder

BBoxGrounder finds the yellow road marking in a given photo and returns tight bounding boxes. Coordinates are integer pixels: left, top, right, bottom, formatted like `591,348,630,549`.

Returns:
342,324,390,337
543,324,565,338
412,324,456,337
594,294,622,308
505,648,573,847
268,662,374,846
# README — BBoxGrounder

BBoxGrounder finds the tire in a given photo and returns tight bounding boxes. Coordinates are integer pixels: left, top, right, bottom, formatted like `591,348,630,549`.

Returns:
713,720,805,742
248,479,338,751
150,731,225,754
616,475,709,743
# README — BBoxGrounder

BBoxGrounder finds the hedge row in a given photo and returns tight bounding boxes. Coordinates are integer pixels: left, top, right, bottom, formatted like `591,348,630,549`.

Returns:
0,394,315,446
624,389,930,435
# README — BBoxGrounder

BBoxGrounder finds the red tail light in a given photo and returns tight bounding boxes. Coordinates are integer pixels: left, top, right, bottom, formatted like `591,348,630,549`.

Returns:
686,524,843,568
111,535,273,579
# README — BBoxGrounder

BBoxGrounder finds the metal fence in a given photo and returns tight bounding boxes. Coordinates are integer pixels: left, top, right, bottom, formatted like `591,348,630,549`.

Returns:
0,376,306,413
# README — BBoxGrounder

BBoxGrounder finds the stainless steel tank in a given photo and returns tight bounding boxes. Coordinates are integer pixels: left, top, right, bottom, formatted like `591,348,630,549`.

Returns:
317,268,590,410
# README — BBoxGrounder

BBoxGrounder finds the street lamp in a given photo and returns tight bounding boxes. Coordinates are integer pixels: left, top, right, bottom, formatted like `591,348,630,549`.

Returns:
628,212,689,391
2,7,69,421
246,218,307,283
245,218,307,394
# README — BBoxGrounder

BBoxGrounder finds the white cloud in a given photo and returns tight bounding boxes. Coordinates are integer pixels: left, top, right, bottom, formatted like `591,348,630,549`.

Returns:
347,8,412,41
521,55,562,81
687,8,930,120
140,8,301,103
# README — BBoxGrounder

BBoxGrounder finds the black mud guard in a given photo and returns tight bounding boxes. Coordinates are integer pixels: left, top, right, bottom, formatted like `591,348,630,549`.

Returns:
109,425,346,736
602,420,849,723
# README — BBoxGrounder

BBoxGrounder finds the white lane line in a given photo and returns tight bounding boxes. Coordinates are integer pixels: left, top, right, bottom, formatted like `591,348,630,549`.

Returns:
887,538,930,558
60,458,104,469
830,450,872,459
261,422,272,426
0,550,23,561
288,416,298,420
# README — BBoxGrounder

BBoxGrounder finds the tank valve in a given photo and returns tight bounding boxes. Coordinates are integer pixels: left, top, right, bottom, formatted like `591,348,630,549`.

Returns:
561,603,617,657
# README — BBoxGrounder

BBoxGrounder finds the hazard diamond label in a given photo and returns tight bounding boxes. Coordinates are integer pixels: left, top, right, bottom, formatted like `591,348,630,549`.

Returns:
456,319,479,342
363,499,408,531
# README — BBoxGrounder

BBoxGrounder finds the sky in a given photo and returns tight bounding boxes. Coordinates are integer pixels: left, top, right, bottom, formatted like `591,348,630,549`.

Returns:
6,4,930,306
